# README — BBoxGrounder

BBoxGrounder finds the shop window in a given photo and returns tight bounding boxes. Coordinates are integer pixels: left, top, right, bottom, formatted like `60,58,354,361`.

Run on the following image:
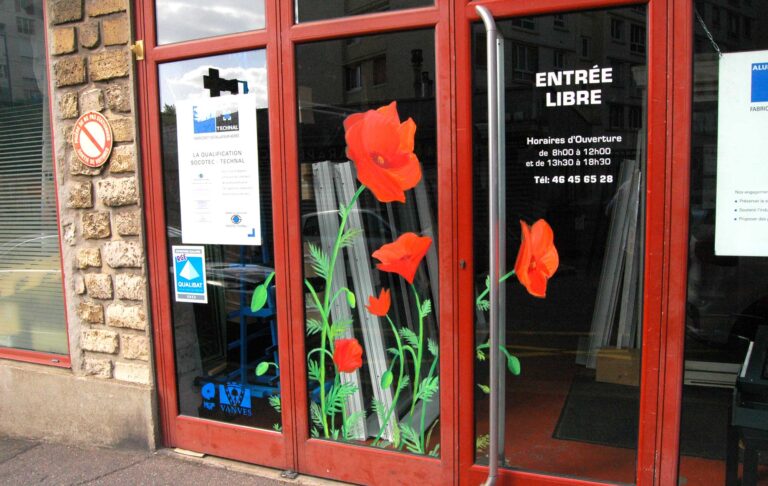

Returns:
0,0,67,355
552,49,565,70
344,63,362,91
295,0,432,24
611,18,624,42
628,105,642,129
630,24,645,54
744,17,752,40
154,0,265,45
581,36,592,58
512,44,537,81
680,2,768,484
15,0,33,14
16,16,33,34
372,55,386,86
511,17,535,30
712,6,721,30
157,49,280,430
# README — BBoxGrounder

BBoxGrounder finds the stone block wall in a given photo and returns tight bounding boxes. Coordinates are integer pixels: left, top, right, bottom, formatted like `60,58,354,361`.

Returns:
47,0,152,385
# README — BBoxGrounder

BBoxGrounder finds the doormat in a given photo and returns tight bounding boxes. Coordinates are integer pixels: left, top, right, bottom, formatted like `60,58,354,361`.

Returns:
552,374,731,460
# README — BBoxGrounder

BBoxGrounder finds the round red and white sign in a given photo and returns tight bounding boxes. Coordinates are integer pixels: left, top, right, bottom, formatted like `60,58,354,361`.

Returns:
72,111,114,168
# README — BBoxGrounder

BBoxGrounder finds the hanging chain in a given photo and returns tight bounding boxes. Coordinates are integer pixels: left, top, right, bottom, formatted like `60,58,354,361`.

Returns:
694,7,723,58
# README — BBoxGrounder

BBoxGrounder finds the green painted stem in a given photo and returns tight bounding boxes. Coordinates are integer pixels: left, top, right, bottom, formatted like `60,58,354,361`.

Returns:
475,270,516,307
316,184,366,438
373,316,406,446
409,284,424,417
419,357,439,451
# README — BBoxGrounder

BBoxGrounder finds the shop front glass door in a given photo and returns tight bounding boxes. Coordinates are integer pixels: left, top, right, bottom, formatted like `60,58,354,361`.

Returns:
157,50,283,431
294,28,441,456
472,6,648,483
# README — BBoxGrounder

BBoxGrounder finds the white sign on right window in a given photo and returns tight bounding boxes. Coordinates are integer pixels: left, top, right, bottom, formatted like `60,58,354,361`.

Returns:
715,50,768,256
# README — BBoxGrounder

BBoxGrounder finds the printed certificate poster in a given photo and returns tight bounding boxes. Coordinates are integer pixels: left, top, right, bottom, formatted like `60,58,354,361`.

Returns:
715,51,768,256
176,94,262,246
172,246,208,304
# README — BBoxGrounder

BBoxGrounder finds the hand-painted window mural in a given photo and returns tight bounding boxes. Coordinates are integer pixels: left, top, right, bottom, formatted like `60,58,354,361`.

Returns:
293,29,441,454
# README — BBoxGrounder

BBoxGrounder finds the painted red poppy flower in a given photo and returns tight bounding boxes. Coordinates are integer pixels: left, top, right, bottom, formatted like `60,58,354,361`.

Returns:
333,338,363,373
366,288,391,317
372,233,432,284
343,101,421,203
514,219,559,298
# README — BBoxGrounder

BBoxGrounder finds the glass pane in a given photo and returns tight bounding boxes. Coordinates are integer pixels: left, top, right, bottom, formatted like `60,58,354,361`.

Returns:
472,6,647,483
158,51,281,430
155,0,265,45
296,30,439,455
681,2,768,484
0,0,67,354
295,0,432,24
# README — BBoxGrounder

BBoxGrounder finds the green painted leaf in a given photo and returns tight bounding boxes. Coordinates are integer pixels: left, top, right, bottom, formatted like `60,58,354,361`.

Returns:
307,243,330,280
307,359,322,383
398,328,418,348
339,228,363,249
310,402,323,428
397,375,410,391
428,444,440,457
250,284,268,312
399,423,423,454
343,410,366,440
427,338,438,357
330,319,353,339
268,395,281,413
273,423,282,432
380,370,393,388
311,427,320,438
371,398,387,422
476,434,491,453
506,355,521,375
306,318,323,336
420,299,432,318
255,361,270,376
476,299,490,312
477,383,490,394
346,290,356,309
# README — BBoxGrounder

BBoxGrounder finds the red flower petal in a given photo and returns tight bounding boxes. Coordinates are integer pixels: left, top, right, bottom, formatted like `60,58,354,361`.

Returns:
514,219,559,298
366,288,391,317
372,233,432,284
333,338,363,373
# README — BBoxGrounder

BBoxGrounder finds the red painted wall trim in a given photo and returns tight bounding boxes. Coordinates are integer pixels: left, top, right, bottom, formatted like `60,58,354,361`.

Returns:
0,348,70,368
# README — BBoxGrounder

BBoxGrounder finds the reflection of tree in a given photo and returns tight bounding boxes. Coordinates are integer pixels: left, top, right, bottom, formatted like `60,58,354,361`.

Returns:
162,103,176,116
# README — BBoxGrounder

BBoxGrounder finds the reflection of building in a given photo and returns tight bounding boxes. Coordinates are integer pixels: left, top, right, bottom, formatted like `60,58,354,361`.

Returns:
0,0,44,104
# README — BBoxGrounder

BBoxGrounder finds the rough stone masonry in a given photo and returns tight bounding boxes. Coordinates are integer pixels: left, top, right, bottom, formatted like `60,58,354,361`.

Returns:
48,0,152,385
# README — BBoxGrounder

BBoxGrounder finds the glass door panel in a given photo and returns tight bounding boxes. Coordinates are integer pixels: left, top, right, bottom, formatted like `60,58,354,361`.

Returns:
472,6,647,483
295,29,441,455
158,50,282,431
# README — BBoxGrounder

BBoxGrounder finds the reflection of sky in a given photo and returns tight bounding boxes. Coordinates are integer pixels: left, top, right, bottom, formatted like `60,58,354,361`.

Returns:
156,0,265,45
159,50,267,108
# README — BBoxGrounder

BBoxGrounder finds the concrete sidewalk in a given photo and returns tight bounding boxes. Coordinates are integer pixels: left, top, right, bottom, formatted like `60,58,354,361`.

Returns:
0,436,348,485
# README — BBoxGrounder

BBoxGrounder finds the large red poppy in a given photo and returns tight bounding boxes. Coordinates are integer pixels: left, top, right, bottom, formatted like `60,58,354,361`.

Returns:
343,101,421,203
372,233,432,284
366,288,391,317
333,338,363,373
514,219,559,298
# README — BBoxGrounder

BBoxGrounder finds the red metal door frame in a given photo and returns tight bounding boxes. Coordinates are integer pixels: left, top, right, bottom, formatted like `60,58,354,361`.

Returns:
455,1,691,485
135,0,694,483
134,0,297,470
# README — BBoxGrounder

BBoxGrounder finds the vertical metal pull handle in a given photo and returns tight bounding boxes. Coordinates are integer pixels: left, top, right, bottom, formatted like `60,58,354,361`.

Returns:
476,5,505,486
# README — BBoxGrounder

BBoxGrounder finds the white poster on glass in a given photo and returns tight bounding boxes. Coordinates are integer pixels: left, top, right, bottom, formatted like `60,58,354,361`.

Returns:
715,51,768,256
176,94,261,246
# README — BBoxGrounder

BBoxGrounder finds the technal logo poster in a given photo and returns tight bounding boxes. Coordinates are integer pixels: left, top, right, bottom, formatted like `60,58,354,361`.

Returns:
715,51,768,256
175,94,262,246
172,245,208,303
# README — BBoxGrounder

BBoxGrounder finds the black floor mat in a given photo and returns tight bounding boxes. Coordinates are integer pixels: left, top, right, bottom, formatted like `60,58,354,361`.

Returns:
553,374,731,460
